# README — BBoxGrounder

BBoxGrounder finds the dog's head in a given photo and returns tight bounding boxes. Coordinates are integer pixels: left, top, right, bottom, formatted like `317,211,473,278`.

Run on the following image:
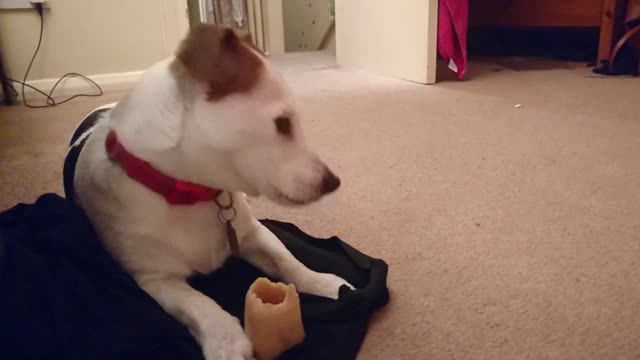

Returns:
171,25,339,205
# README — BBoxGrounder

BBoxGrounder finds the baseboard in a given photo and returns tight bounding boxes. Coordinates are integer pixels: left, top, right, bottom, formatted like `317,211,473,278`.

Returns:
17,71,143,101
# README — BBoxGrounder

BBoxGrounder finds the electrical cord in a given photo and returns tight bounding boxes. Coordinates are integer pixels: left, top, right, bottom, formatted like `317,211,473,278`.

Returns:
8,3,102,108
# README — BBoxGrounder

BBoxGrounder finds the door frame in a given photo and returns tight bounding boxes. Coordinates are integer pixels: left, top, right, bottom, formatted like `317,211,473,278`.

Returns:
189,0,285,55
425,0,439,84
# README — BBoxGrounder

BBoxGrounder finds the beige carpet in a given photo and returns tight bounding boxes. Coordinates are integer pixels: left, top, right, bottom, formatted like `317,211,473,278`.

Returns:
1,52,639,359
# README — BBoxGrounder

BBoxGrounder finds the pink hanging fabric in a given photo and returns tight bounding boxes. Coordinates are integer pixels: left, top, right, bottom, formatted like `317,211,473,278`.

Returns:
437,0,469,79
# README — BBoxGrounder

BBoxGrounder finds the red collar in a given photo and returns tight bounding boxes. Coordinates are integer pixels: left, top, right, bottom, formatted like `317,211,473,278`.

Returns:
105,131,220,205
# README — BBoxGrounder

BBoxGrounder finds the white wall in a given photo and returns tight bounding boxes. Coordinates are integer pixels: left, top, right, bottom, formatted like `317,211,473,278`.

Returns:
0,0,189,96
335,0,439,84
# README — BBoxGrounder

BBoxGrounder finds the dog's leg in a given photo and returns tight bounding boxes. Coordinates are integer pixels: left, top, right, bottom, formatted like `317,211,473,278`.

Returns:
232,194,353,300
138,276,253,360
241,224,353,299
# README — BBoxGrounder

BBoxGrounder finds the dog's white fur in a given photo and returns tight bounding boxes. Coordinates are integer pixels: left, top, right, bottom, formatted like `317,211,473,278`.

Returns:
73,37,351,359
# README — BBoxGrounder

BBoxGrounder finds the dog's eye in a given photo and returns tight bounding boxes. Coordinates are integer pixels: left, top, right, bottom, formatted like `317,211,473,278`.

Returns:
274,116,292,137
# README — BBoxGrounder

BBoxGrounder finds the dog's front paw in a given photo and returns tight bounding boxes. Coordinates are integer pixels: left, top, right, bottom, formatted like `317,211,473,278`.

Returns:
202,316,254,360
296,272,354,300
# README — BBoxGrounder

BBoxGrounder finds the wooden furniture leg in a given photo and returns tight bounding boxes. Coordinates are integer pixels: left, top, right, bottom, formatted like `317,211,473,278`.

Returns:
597,0,625,66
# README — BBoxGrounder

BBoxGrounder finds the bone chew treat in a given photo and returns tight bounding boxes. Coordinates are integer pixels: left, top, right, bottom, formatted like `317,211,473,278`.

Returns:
244,278,305,360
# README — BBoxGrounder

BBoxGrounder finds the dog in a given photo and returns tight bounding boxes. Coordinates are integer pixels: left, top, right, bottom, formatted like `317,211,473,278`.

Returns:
67,25,353,360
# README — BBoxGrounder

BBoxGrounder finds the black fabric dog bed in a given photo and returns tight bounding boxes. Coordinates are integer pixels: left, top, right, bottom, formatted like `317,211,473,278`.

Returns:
0,194,389,360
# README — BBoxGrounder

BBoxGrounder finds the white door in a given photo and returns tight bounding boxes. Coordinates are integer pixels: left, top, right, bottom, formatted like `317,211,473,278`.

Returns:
335,0,439,84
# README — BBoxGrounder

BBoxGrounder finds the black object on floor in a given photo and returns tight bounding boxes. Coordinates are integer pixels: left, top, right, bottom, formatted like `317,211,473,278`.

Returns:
593,42,640,76
0,194,389,360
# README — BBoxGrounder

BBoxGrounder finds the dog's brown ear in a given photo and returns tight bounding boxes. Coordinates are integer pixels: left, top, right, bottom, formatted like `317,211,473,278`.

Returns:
176,24,263,101
221,27,240,48
234,29,267,56
234,29,255,45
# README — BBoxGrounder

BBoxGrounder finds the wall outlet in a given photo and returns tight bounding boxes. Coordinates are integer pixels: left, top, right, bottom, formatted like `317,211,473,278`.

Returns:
0,0,49,9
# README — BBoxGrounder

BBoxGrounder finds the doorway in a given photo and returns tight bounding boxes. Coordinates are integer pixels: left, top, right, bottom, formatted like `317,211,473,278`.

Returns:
189,0,439,84
189,0,334,55
281,0,336,53
188,0,282,55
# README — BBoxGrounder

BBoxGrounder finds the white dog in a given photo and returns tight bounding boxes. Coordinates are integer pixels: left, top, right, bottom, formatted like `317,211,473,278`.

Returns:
69,25,353,360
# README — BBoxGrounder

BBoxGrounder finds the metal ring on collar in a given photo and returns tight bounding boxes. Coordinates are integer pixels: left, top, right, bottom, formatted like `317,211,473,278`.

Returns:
214,192,234,210
218,207,237,223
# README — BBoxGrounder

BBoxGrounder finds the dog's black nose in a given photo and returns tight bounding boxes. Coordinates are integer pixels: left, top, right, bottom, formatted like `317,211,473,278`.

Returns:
321,170,341,194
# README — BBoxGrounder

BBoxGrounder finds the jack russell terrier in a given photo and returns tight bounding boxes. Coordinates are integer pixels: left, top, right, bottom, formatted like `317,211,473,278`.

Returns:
64,25,353,360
